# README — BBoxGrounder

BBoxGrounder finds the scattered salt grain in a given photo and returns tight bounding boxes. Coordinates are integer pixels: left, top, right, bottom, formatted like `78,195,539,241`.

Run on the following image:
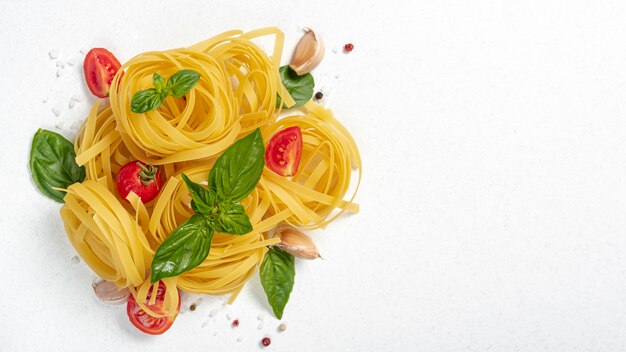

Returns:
332,46,339,54
56,69,64,78
213,331,218,336
209,309,218,317
70,120,82,131
236,336,244,342
52,106,62,117
42,97,48,103
68,99,76,109
67,56,80,67
71,255,80,264
226,312,233,320
71,94,84,102
257,313,265,321
49,50,60,59
335,74,341,79
257,321,264,330
54,123,63,130
201,320,210,328
56,60,65,68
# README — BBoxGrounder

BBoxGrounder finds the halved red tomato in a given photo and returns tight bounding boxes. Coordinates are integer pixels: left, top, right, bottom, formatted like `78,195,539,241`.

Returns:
83,48,122,98
126,282,180,335
265,126,303,176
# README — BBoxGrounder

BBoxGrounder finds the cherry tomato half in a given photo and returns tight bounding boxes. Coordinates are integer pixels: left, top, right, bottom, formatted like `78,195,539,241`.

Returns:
265,126,303,177
83,48,122,98
116,161,163,203
127,282,180,335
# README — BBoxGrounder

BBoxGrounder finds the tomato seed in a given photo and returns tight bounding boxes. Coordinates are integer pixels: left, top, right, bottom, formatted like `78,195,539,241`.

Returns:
232,319,239,327
261,337,271,347
343,43,354,53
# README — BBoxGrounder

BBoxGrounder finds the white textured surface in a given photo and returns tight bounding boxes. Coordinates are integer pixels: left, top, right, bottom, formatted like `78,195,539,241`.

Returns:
3,0,626,351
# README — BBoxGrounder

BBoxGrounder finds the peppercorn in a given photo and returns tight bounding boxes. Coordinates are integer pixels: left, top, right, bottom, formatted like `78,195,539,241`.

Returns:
261,337,271,347
314,92,323,100
343,43,354,53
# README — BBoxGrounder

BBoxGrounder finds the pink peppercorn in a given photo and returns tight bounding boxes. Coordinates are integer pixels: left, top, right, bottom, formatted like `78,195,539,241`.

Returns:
343,43,354,53
232,319,239,327
261,337,271,347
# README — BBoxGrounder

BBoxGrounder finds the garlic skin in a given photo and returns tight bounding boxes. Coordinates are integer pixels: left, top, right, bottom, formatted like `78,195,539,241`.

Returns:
289,28,325,75
275,226,321,260
92,279,130,305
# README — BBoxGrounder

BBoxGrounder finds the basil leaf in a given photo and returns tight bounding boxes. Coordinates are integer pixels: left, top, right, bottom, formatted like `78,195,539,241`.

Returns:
276,65,314,109
30,129,85,203
208,128,265,202
150,214,213,283
153,73,166,91
131,88,163,113
181,173,216,214
260,247,295,319
215,201,252,235
167,70,200,98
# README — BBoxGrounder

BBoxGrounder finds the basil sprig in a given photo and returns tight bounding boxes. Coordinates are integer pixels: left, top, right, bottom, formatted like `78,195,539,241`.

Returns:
131,70,200,113
150,129,265,283
260,247,295,319
30,129,85,202
276,65,315,109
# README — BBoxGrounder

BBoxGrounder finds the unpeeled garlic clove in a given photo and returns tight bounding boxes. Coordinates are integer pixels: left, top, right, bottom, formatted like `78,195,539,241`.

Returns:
275,226,321,260
92,279,130,305
289,28,325,75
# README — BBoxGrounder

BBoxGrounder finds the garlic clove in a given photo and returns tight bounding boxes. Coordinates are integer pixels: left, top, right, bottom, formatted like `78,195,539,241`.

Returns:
290,28,325,76
275,226,321,260
92,279,130,305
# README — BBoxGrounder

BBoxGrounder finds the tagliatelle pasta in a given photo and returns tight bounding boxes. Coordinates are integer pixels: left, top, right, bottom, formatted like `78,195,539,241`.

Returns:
59,27,360,319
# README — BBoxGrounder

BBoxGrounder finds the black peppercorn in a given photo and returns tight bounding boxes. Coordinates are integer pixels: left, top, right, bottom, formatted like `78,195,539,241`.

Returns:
314,92,323,100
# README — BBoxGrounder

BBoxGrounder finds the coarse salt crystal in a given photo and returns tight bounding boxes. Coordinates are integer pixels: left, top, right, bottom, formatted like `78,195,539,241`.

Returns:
226,312,232,320
69,99,76,109
332,46,339,54
71,94,84,102
70,120,82,131
236,336,243,342
67,56,80,67
209,309,218,317
257,321,264,330
57,69,64,78
52,107,62,117
257,313,265,321
49,50,60,59
56,60,65,68
42,97,48,103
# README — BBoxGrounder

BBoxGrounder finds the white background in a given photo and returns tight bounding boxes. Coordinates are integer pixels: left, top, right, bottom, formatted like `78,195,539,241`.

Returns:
2,0,626,351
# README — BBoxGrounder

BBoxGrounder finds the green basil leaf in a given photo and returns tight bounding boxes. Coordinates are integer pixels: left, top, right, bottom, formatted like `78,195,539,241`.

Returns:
30,129,85,203
215,201,252,235
260,247,295,319
153,73,166,91
150,214,213,283
208,128,265,202
167,70,201,98
181,173,216,214
276,65,314,109
131,88,163,113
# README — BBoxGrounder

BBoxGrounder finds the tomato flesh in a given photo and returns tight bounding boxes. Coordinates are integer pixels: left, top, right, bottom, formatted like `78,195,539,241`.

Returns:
127,282,180,335
83,48,122,98
116,161,163,203
265,126,303,177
